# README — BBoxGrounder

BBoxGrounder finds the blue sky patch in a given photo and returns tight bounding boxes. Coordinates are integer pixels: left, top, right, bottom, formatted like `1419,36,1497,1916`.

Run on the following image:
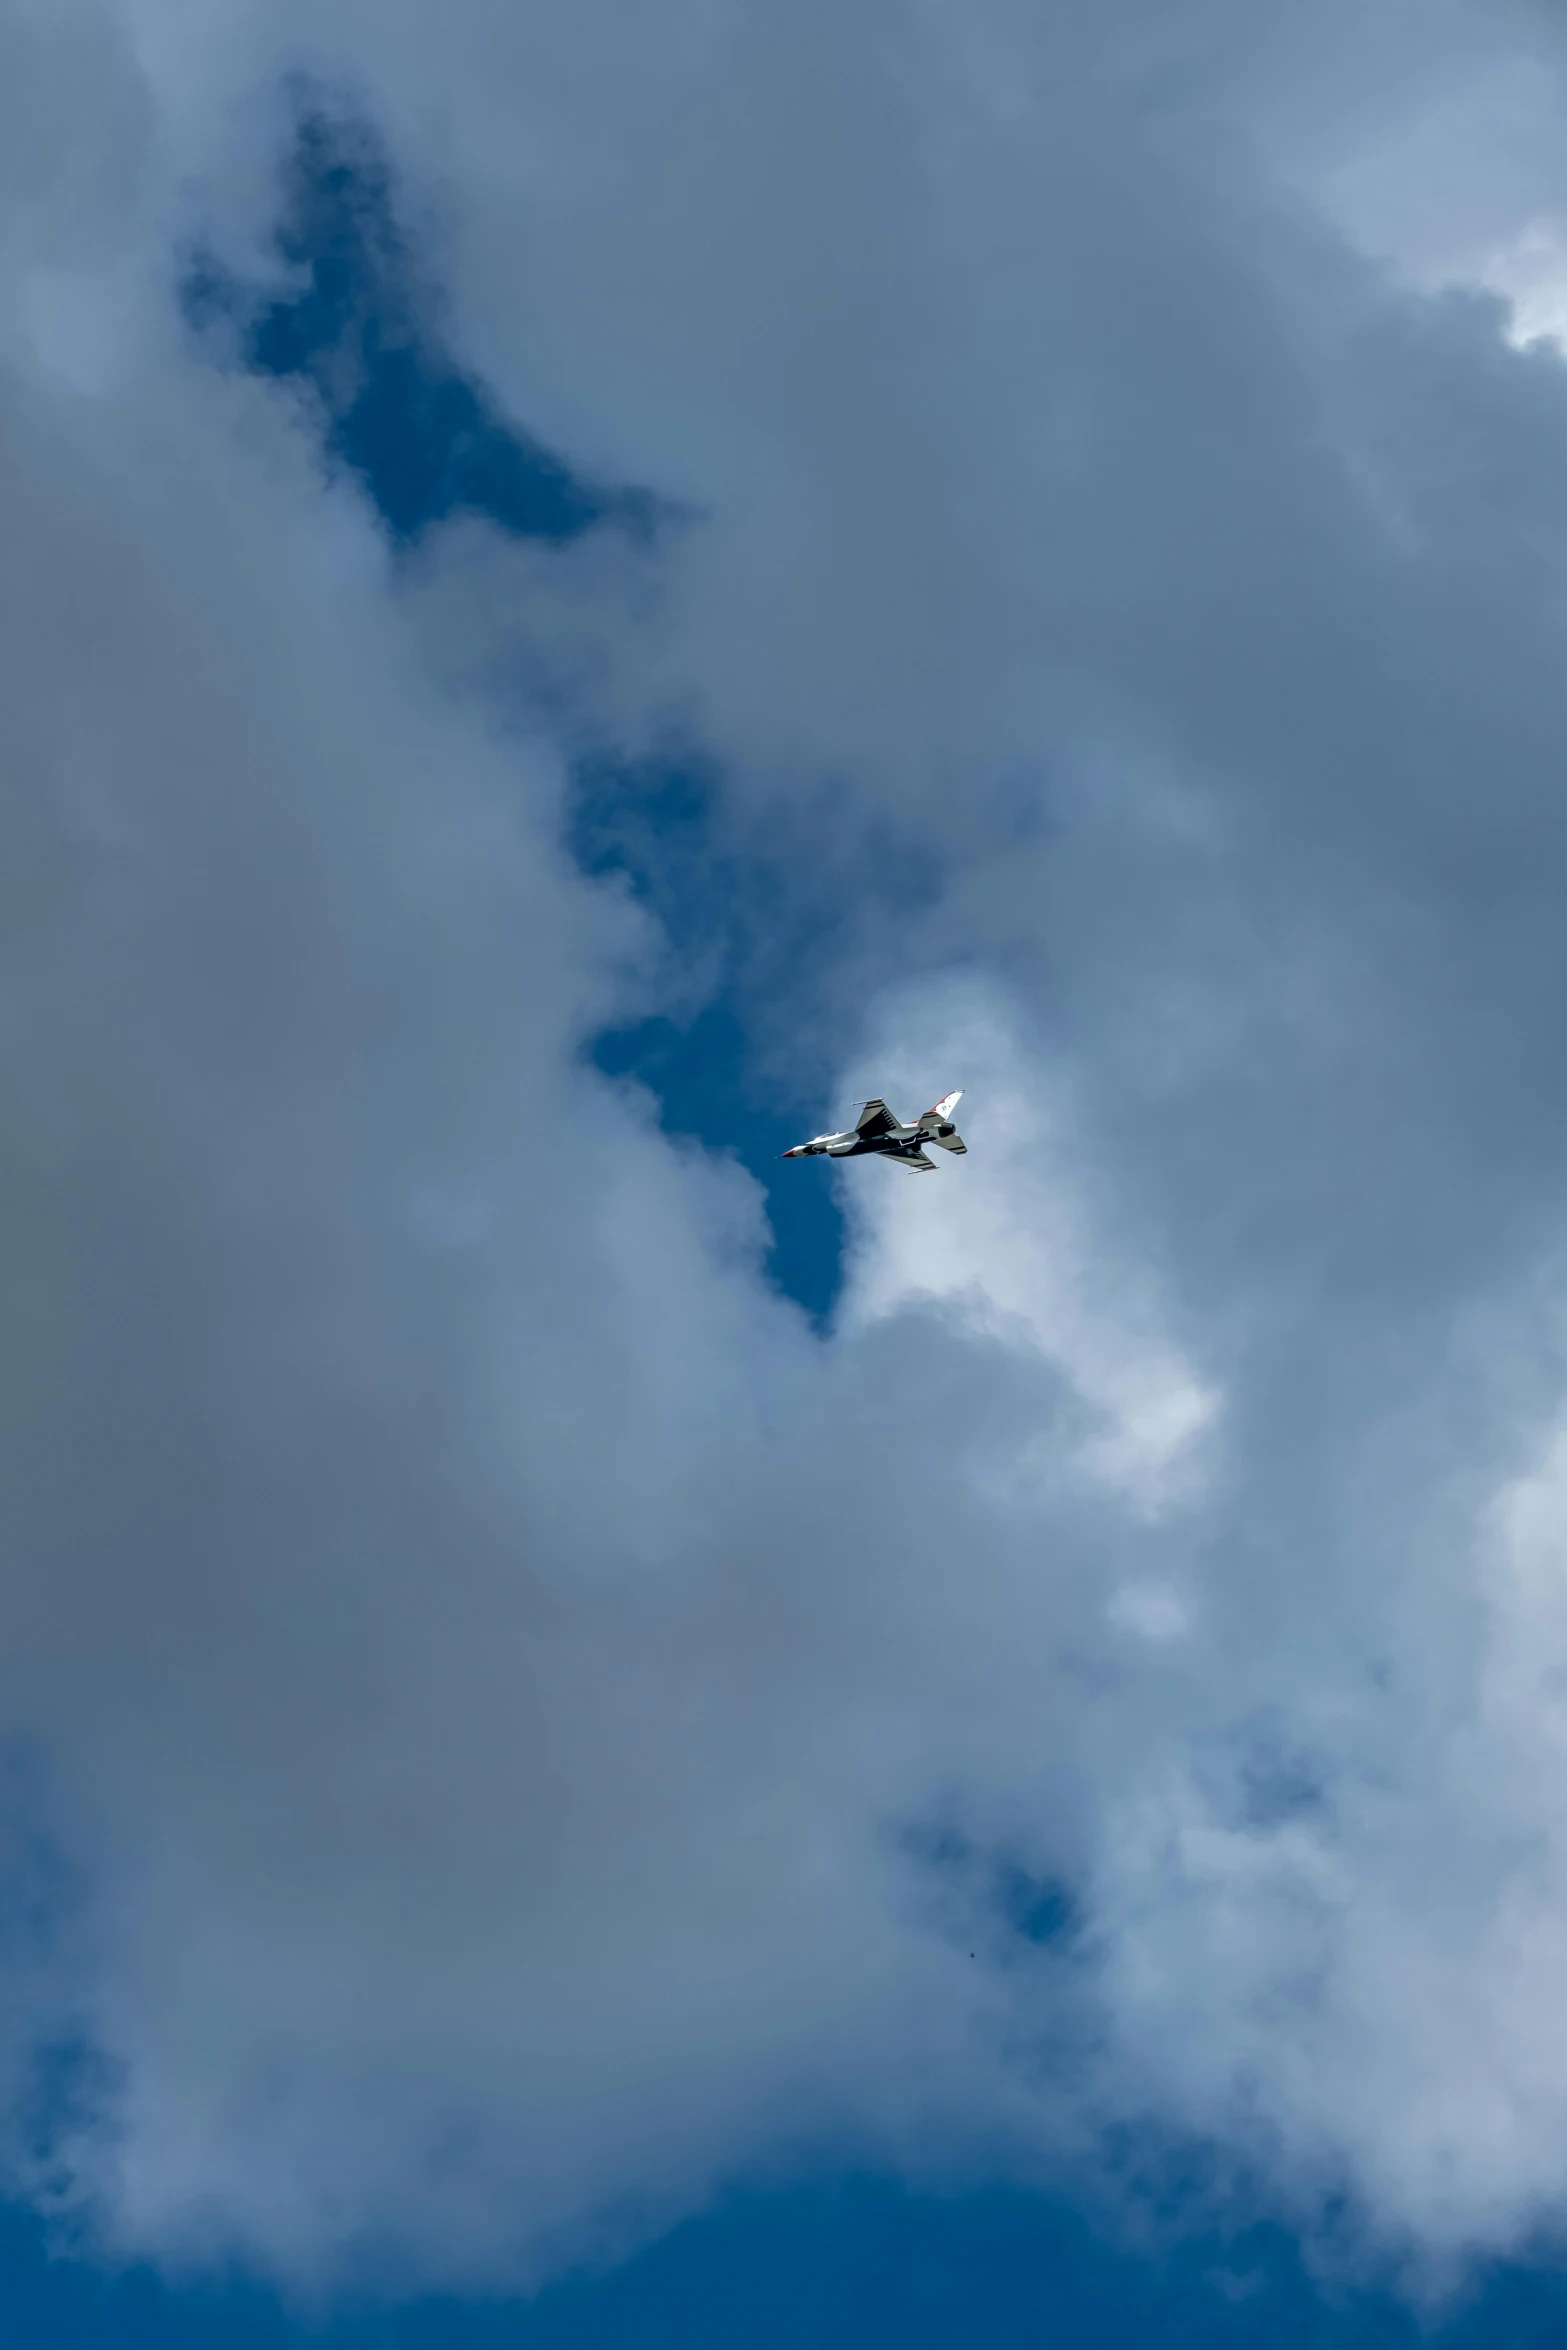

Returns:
187,108,653,548
7,2179,1567,2348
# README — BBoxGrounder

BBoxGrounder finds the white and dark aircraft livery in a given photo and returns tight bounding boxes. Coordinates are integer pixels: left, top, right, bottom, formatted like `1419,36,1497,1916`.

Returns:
781,1091,967,1173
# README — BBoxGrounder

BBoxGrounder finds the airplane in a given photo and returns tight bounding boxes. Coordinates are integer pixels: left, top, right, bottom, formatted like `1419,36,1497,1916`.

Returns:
781,1090,967,1173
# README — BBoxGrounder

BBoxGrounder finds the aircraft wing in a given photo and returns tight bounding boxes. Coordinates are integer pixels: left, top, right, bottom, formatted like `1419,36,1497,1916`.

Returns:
852,1098,900,1140
888,1147,937,1172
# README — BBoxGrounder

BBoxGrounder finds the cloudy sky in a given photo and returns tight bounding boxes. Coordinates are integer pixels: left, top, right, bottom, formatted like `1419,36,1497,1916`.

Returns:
14,0,1567,2341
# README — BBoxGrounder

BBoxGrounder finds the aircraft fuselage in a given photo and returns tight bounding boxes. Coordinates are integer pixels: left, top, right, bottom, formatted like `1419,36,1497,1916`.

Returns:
781,1093,967,1173
790,1121,956,1160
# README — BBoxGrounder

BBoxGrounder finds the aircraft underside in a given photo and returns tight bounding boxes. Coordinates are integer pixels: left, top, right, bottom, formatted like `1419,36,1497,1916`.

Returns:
850,1135,941,1170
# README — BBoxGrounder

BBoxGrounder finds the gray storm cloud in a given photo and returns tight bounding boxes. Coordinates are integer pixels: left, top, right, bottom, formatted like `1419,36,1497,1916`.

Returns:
6,0,1567,2293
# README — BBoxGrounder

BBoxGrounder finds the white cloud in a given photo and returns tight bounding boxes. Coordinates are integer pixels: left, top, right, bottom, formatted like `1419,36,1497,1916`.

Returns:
12,0,1567,2303
840,979,1218,1516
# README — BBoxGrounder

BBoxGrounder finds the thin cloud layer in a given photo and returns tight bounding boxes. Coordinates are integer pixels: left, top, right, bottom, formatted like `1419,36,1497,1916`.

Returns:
7,0,1567,2297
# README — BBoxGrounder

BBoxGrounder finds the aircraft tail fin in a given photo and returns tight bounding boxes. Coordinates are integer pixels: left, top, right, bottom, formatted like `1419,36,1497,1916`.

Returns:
920,1085,967,1151
920,1089,966,1154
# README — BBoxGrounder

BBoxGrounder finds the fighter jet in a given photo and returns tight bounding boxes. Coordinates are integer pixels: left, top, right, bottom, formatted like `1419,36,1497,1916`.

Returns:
781,1091,967,1173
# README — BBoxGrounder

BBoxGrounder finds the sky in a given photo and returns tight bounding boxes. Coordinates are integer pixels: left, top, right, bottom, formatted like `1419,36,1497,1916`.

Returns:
15,0,1567,2342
